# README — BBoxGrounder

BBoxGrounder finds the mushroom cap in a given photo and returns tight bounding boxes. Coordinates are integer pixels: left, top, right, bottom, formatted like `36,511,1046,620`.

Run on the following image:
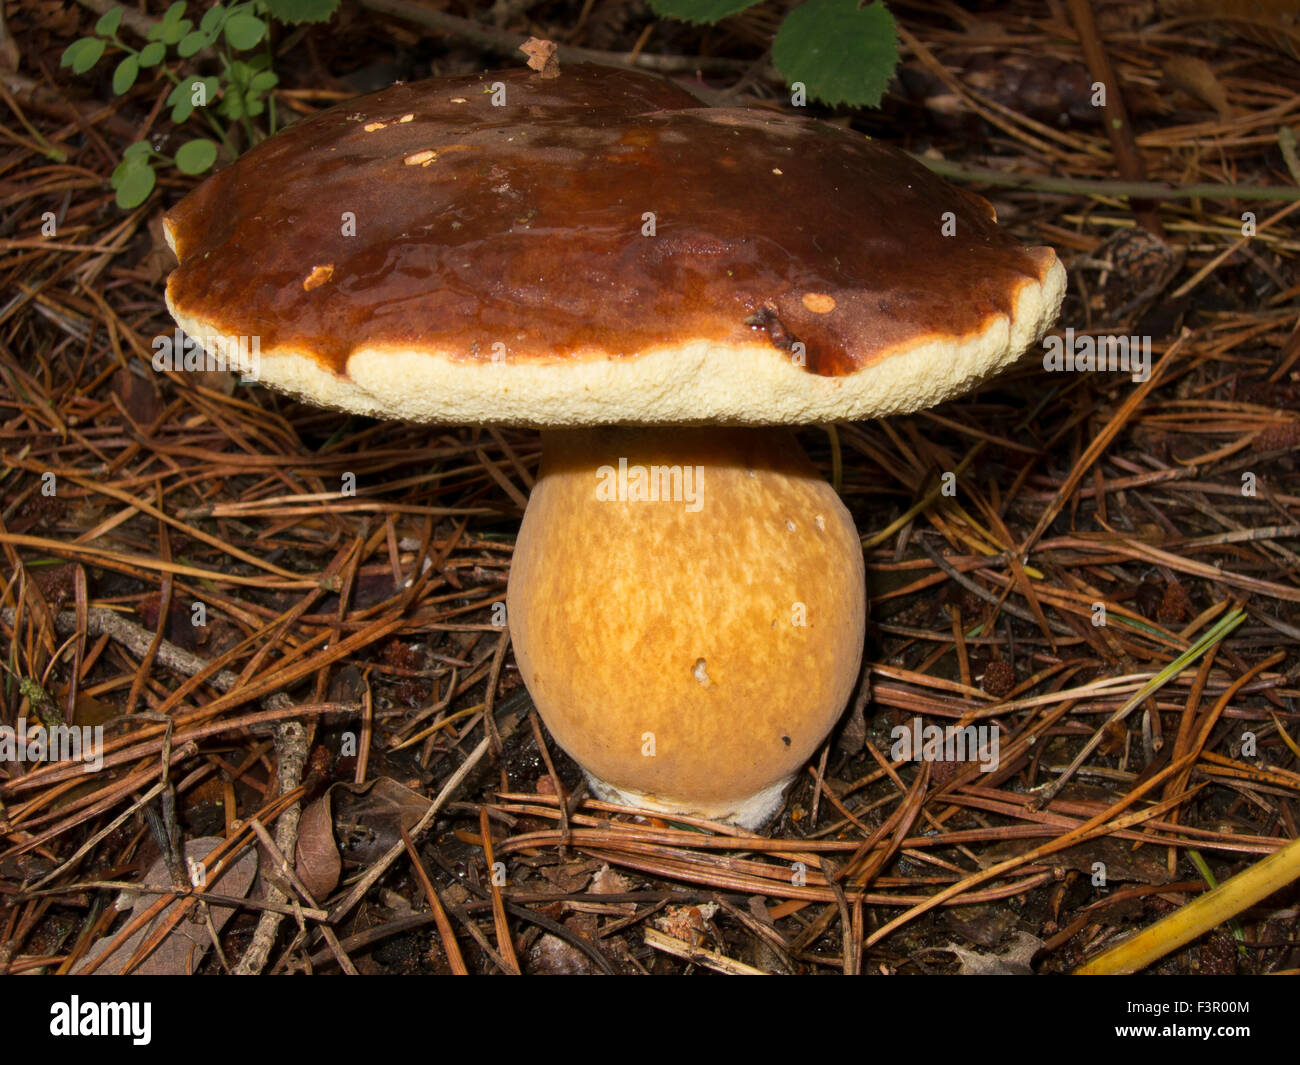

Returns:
164,64,1065,427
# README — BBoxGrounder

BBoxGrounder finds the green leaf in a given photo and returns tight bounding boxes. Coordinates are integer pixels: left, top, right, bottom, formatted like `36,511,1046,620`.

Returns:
139,41,167,66
200,4,227,34
168,75,215,122
61,37,106,74
95,7,124,36
174,138,218,174
262,0,340,24
169,79,196,121
224,13,266,48
772,0,899,109
162,17,192,44
647,0,758,24
244,94,264,117
249,70,278,91
162,2,188,25
111,54,139,94
122,140,153,160
112,160,156,209
147,21,166,41
177,29,214,57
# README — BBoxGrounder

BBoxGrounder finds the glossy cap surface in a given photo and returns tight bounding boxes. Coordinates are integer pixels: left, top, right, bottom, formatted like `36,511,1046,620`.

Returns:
164,64,1065,426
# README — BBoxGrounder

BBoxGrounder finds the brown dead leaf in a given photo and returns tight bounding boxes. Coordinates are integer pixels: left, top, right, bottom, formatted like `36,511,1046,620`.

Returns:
191,368,238,396
655,903,716,946
333,777,431,864
590,864,631,896
70,691,119,729
529,932,590,974
113,367,164,427
294,794,342,901
528,914,601,975
1163,55,1234,119
520,37,560,78
984,835,1171,884
538,858,601,893
143,214,177,284
74,838,257,974
943,901,1019,949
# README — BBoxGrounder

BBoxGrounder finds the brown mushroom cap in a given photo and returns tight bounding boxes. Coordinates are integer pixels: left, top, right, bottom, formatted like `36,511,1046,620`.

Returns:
163,64,1064,427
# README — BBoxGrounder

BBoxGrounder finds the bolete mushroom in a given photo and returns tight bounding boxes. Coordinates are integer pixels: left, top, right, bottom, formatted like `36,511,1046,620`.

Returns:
163,63,1065,828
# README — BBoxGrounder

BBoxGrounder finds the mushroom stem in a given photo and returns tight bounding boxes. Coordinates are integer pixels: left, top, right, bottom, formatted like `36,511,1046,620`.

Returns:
507,426,866,828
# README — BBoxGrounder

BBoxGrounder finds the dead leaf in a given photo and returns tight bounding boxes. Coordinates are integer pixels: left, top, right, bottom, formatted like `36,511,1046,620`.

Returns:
113,367,164,427
982,835,1171,884
294,794,342,901
945,930,1042,975
143,214,177,284
520,37,560,78
74,838,257,975
538,858,601,893
332,777,431,864
1163,55,1234,119
191,369,238,396
529,933,589,974
590,864,631,895
834,673,870,757
654,903,716,946
528,914,601,975
943,901,1019,949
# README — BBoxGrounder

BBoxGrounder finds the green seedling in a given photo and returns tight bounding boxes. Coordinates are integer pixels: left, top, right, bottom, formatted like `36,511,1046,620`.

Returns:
649,0,899,108
61,0,340,208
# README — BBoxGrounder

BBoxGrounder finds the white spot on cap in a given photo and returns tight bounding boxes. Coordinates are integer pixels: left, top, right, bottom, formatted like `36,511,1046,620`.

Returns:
802,293,836,313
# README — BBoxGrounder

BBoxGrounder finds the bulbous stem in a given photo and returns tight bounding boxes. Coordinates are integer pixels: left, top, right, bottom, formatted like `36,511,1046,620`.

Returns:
507,426,866,829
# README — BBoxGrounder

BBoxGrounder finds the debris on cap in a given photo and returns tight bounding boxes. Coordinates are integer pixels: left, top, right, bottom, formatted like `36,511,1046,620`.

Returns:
520,37,560,78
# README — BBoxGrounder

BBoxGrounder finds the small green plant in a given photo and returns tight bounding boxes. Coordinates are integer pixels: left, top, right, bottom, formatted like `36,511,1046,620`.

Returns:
649,0,898,109
60,0,340,209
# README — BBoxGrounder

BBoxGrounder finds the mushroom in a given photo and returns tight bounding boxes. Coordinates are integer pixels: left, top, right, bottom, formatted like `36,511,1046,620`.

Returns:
163,64,1065,828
